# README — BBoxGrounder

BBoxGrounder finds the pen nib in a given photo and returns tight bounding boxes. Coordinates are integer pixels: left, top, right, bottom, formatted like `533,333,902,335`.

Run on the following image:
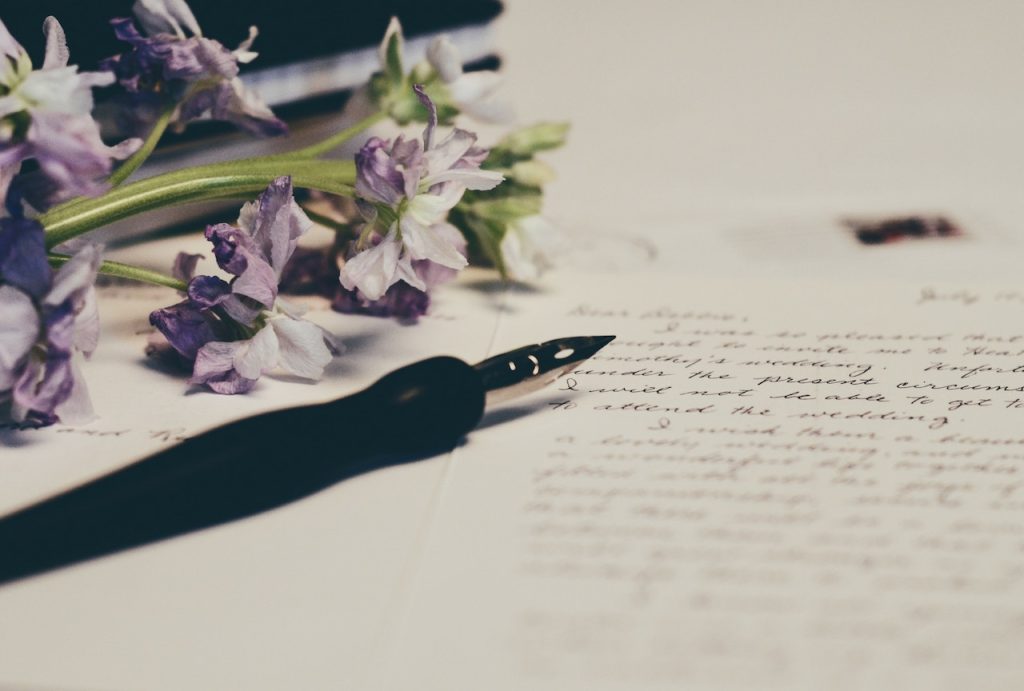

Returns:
474,335,616,405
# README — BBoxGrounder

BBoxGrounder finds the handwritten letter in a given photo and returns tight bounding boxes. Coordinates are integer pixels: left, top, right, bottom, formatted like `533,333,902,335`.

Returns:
385,275,1024,691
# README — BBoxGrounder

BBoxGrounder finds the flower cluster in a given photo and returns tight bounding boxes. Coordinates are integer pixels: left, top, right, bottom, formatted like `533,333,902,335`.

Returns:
150,177,336,394
283,28,567,319
0,1,567,427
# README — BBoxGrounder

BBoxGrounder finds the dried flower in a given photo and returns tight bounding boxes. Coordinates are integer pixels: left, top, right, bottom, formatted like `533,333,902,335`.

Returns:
339,88,502,300
103,0,285,136
149,177,337,394
0,216,100,425
0,16,140,203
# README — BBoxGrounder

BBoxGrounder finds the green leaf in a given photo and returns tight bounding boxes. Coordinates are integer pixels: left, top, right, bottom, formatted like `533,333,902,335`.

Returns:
468,193,543,223
381,18,405,85
452,209,507,277
494,122,570,159
508,159,556,186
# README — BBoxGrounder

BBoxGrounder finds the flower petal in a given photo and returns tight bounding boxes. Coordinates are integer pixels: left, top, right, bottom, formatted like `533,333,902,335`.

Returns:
412,223,466,289
45,243,101,310
187,275,232,309
149,300,218,360
190,340,258,394
500,215,563,281
424,128,476,172
406,187,463,225
355,137,407,205
0,216,51,300
190,340,240,379
393,251,427,292
73,286,100,357
208,78,287,137
12,353,75,423
421,167,504,191
172,252,203,282
427,36,462,83
232,325,278,380
399,217,467,270
234,26,259,63
339,232,402,301
206,223,277,308
53,356,95,424
133,0,203,38
26,112,125,199
238,176,311,277
42,17,70,70
0,285,39,390
271,316,333,380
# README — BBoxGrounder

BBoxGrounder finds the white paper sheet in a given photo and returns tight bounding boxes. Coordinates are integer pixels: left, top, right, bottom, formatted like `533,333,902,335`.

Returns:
382,271,1024,691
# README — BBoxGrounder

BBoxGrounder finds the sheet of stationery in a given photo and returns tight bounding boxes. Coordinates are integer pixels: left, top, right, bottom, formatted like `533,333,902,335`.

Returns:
379,270,1024,691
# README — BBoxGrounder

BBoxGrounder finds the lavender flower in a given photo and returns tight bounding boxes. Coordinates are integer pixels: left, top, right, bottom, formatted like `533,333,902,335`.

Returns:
104,0,285,136
331,224,466,319
0,216,100,426
149,177,337,394
332,281,430,320
339,89,502,301
0,16,140,203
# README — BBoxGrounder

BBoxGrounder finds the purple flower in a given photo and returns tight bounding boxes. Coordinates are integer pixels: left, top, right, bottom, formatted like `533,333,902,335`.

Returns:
149,177,337,394
0,16,140,204
330,224,466,320
103,0,285,136
277,245,340,297
0,217,100,426
339,89,502,300
332,281,431,320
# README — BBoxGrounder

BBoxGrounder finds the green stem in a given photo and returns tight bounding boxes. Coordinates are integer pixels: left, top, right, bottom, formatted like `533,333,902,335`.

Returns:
40,159,356,249
280,110,387,159
43,110,383,223
48,255,187,291
108,105,175,188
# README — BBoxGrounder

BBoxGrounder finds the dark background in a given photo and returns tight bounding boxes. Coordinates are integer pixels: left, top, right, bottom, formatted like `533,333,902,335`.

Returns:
4,1,502,71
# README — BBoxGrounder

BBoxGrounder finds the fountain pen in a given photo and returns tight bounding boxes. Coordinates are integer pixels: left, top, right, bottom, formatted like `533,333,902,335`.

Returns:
0,335,615,586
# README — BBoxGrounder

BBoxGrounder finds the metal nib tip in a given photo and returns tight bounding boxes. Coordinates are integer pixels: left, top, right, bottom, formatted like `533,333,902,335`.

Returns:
474,335,616,405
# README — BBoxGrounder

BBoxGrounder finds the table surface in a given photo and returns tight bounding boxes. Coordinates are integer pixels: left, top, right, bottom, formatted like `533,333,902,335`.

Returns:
3,1,1024,688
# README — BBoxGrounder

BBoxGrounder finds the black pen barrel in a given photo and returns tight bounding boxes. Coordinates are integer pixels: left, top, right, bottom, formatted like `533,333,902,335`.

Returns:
0,356,485,586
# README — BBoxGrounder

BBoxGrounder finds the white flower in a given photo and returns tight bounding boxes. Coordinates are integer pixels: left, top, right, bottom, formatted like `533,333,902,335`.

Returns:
500,216,563,281
426,35,512,123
